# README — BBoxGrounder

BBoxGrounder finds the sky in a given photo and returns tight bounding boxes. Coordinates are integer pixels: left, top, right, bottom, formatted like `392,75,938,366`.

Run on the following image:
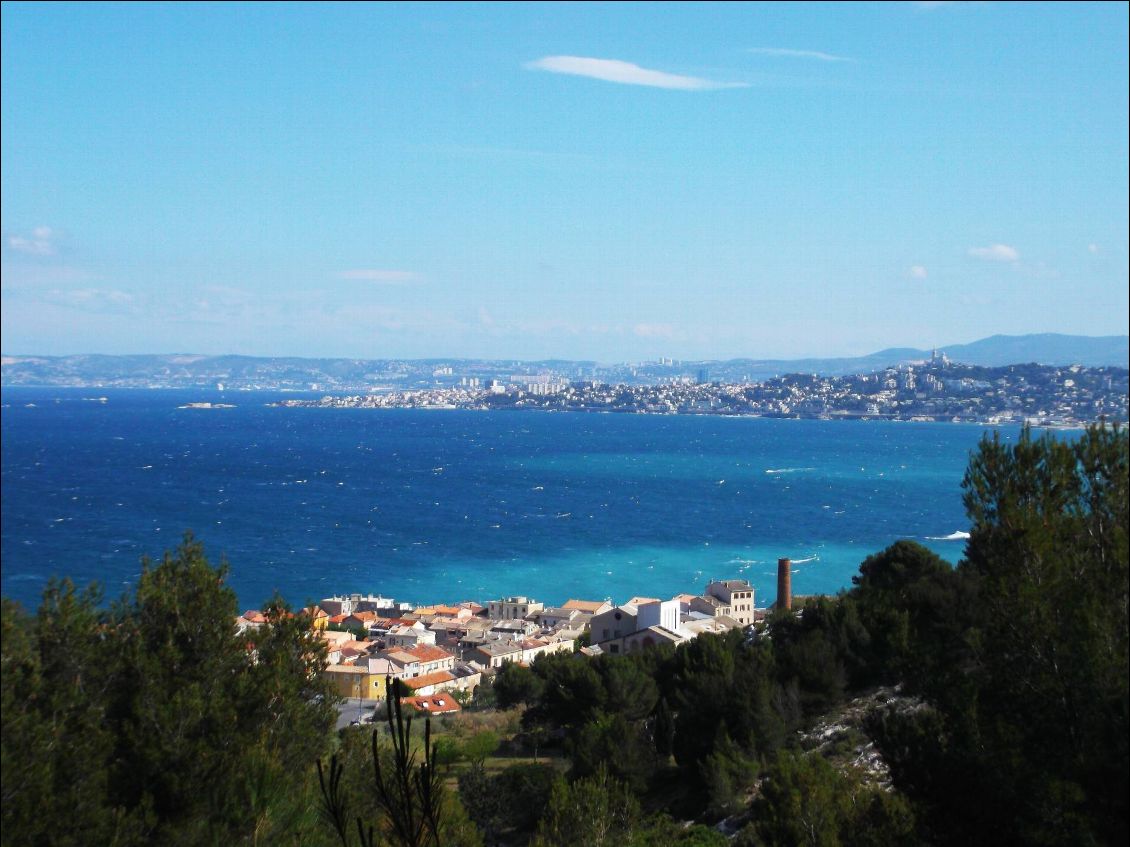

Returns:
2,1,1127,362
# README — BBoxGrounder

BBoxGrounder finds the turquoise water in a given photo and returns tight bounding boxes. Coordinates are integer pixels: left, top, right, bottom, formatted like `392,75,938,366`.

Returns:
1,388,1016,611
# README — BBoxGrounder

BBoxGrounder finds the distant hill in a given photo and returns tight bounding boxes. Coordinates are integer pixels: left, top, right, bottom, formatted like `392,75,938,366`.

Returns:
2,333,1126,389
647,334,1129,381
922,333,1129,368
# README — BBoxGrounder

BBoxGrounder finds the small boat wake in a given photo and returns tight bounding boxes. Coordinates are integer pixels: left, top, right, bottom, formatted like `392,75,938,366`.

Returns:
926,530,971,541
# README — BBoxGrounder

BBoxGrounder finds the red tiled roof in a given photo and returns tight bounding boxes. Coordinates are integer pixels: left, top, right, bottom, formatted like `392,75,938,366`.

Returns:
401,671,456,690
376,617,417,628
562,599,606,612
402,645,453,664
401,694,461,714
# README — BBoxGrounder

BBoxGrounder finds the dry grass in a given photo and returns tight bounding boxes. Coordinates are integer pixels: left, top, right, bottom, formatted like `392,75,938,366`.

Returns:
442,706,523,739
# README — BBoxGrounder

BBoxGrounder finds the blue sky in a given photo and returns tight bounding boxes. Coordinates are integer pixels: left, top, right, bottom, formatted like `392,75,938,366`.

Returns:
2,1,1127,362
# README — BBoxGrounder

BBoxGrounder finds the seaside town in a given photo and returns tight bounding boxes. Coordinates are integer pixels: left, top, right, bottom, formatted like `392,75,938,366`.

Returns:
274,355,1128,426
239,563,786,725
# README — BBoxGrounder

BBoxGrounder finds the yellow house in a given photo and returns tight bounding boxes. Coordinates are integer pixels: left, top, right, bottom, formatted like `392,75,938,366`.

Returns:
322,664,387,700
305,605,329,632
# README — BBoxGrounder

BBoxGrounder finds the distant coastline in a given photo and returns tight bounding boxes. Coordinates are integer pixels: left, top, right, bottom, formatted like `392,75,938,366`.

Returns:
270,360,1128,427
3,334,1127,393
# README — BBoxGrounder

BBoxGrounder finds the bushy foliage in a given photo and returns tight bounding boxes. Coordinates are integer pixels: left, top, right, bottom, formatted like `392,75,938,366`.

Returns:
1,533,338,846
491,661,544,708
850,540,974,692
869,423,1129,844
529,766,641,847
458,762,557,843
746,750,914,846
318,688,486,847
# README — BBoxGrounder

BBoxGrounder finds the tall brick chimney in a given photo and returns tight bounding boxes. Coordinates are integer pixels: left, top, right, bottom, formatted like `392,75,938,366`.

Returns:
776,558,792,610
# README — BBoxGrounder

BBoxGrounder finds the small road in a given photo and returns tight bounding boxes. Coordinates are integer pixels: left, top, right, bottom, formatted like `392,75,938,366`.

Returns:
335,698,383,731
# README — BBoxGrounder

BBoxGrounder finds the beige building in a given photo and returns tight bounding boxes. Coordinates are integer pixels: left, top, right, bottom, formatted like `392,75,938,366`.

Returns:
689,594,732,619
705,579,755,627
385,621,437,649
476,635,574,667
381,645,456,679
562,598,613,616
476,640,524,668
590,604,640,647
488,596,544,620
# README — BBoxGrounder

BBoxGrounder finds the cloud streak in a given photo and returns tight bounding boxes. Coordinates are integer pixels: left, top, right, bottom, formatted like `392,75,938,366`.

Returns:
748,47,853,63
7,226,56,256
525,56,747,90
968,243,1019,262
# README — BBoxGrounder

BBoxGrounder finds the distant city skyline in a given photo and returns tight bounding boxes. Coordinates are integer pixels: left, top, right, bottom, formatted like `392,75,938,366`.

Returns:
2,2,1127,361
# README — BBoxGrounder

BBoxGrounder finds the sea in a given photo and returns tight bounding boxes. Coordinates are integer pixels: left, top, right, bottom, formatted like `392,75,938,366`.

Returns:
0,388,1018,613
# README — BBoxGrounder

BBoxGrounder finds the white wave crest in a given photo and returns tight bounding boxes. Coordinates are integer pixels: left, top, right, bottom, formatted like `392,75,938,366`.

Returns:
765,467,816,474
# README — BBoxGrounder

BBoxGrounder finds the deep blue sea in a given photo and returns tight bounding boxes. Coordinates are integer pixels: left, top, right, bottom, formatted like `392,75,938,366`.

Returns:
1,388,1019,612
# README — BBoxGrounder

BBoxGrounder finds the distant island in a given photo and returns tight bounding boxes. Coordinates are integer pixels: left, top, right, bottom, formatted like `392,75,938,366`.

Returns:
2,333,1127,391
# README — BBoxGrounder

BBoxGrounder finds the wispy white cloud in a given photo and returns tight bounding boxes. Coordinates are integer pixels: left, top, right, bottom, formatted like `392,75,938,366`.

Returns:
968,243,1019,262
748,47,853,63
1088,243,1100,254
337,269,420,283
909,265,928,279
7,226,56,256
525,56,747,90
